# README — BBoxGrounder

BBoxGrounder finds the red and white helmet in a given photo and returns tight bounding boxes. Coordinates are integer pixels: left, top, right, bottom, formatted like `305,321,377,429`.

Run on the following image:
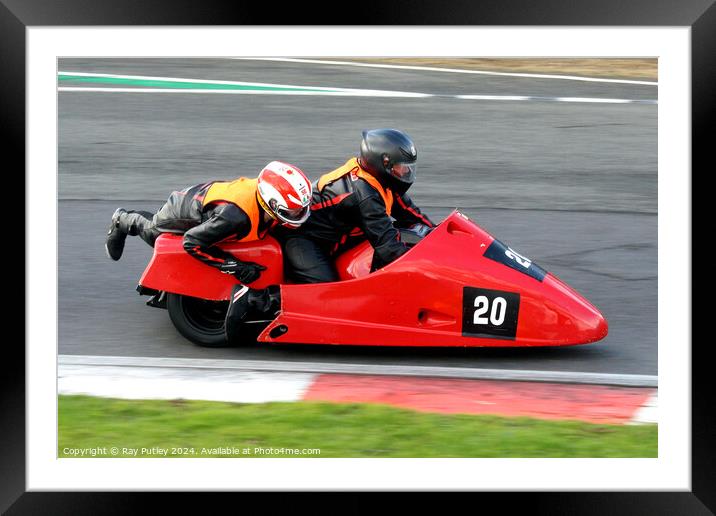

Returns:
256,161,312,228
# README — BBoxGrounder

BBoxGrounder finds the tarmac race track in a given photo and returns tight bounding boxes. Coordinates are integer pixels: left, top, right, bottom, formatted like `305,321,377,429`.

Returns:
58,58,657,376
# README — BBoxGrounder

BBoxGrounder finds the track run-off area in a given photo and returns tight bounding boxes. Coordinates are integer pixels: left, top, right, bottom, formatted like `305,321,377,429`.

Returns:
58,58,657,387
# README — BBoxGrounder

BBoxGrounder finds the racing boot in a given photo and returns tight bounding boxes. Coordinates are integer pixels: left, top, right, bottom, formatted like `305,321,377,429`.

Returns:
105,207,128,261
247,285,282,320
224,285,281,344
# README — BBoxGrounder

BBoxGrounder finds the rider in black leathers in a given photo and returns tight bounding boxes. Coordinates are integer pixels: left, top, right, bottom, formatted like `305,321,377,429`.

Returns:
105,162,313,345
108,181,273,283
276,129,435,283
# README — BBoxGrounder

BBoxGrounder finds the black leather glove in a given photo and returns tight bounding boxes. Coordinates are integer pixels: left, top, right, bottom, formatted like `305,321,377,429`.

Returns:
398,223,433,247
406,223,433,238
219,259,266,284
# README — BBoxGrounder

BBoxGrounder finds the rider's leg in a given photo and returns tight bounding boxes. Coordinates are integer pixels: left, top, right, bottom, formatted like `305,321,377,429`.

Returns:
122,210,162,246
281,236,338,284
105,191,189,260
105,208,161,260
224,284,281,344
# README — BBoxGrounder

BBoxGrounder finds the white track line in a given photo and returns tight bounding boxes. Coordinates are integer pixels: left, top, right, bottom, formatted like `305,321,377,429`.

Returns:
57,87,656,105
230,57,658,86
59,70,340,90
59,355,658,388
58,71,656,104
455,94,656,104
57,71,430,98
57,87,431,98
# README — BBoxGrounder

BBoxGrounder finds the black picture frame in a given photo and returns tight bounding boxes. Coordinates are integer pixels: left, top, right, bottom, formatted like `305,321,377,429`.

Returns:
5,0,708,513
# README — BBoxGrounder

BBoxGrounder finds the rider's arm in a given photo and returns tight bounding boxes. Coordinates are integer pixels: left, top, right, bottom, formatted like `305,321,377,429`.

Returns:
354,190,409,271
391,192,436,229
182,203,250,268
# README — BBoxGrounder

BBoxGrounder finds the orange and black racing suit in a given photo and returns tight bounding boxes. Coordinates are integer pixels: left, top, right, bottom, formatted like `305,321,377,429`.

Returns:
276,158,434,283
120,179,273,281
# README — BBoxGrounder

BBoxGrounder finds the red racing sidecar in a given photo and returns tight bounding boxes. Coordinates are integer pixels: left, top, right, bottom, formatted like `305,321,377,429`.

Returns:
137,210,608,348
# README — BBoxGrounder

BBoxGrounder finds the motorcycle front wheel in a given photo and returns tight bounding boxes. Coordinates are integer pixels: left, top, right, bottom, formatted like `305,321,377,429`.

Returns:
166,293,229,347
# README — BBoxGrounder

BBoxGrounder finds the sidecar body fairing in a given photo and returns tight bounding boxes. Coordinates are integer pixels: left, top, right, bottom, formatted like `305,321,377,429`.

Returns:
138,235,284,298
260,211,607,347
139,211,607,347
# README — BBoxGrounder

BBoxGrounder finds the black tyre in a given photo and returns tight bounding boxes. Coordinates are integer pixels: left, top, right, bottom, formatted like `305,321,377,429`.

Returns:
166,293,230,347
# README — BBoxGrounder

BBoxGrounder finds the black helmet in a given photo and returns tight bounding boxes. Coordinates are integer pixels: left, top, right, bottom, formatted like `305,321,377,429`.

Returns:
359,129,417,195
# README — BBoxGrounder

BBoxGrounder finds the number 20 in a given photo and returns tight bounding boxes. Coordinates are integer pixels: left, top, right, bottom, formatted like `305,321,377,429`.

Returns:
473,296,507,326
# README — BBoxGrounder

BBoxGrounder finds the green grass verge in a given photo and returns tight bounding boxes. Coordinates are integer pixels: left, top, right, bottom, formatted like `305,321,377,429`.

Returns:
59,395,657,458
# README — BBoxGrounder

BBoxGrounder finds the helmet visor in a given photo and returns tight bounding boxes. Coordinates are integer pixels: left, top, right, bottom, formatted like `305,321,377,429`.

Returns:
390,161,416,184
277,204,309,224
